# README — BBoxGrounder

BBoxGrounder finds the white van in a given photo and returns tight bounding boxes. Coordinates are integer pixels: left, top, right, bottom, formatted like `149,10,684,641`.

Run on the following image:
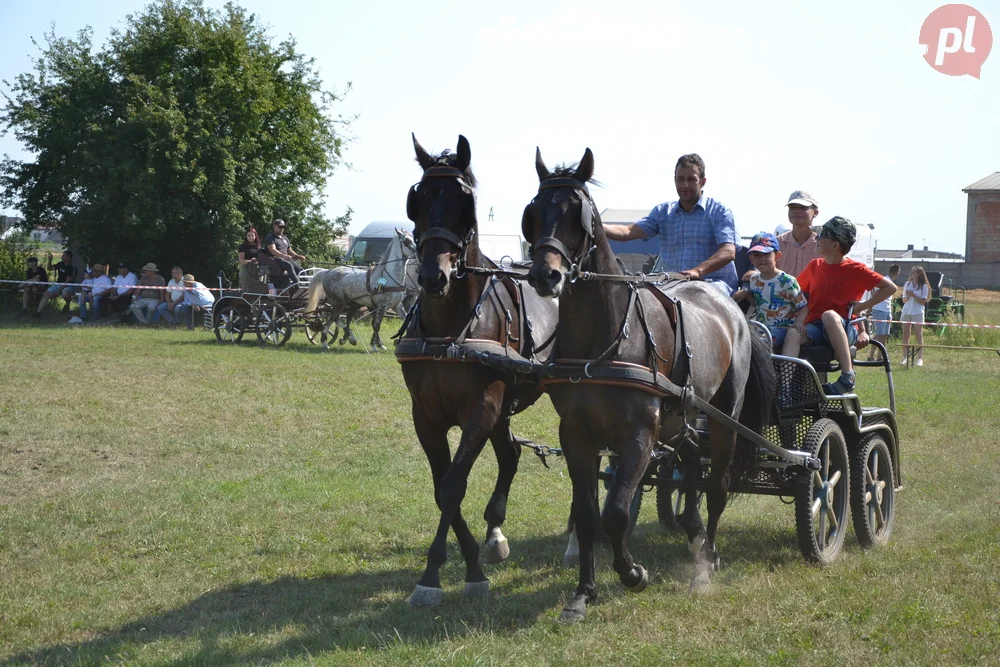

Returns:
347,221,526,264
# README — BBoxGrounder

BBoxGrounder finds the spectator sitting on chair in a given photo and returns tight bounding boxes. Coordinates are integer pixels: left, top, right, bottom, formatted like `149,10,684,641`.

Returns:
107,262,138,320
70,267,93,323
129,263,166,324
264,219,306,283
155,266,185,324
37,250,78,316
732,232,808,357
19,256,48,316
775,191,821,278
80,263,113,321
175,273,215,329
784,217,895,396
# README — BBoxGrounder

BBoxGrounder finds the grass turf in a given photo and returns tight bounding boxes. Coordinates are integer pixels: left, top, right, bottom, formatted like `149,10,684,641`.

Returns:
1,298,999,665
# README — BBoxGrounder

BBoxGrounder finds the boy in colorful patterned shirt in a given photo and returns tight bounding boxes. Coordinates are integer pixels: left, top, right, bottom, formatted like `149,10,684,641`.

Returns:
732,232,808,357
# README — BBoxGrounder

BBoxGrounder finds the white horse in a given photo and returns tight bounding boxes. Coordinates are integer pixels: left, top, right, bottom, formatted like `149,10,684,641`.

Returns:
305,228,418,351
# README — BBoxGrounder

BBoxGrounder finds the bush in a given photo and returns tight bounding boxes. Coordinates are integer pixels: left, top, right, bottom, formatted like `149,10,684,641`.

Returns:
0,232,40,281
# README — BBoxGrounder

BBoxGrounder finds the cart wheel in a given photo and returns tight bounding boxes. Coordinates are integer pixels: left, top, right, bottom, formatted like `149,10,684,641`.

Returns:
850,435,895,548
795,418,850,565
214,306,245,344
256,303,293,346
304,317,325,345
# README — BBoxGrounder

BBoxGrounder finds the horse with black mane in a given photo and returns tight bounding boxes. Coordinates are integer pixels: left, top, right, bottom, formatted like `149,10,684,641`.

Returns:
395,134,559,607
521,147,776,622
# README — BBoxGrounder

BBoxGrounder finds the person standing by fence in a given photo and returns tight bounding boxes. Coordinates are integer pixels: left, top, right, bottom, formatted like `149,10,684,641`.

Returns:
901,266,929,367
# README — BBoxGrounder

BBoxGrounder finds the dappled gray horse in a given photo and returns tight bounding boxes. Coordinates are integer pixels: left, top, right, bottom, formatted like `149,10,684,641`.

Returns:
304,228,417,350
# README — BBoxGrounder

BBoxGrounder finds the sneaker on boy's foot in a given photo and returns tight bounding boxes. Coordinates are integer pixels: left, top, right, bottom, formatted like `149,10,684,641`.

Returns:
900,357,907,367
822,373,856,397
31,311,41,318
916,358,924,367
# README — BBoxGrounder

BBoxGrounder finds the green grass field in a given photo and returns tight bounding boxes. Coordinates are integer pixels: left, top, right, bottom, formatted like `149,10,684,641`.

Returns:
2,300,1000,665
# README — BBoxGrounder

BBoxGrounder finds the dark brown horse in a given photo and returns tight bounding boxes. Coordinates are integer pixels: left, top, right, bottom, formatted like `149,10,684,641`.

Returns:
397,134,559,607
522,147,775,622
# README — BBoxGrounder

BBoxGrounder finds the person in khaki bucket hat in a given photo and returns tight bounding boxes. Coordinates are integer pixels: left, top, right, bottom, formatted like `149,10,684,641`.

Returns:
776,190,821,278
130,262,166,325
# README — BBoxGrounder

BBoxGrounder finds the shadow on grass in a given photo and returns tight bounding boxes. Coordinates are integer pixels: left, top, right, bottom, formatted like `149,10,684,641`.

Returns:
4,532,574,665
5,511,837,664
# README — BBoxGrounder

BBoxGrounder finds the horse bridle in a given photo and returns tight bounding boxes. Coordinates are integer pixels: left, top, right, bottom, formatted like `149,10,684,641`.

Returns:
524,177,597,270
406,165,477,267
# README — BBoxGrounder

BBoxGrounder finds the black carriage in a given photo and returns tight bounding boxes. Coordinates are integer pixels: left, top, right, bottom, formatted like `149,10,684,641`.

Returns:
606,318,900,565
212,263,328,346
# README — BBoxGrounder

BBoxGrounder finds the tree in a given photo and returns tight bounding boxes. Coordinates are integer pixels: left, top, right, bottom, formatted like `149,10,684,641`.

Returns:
1,0,353,280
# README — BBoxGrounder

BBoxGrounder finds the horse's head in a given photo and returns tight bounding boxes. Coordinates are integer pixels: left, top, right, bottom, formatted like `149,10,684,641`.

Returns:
395,227,418,259
406,133,478,297
522,147,597,298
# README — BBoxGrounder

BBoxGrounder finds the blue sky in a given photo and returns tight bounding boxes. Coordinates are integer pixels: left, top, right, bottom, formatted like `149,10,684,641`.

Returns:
2,0,998,254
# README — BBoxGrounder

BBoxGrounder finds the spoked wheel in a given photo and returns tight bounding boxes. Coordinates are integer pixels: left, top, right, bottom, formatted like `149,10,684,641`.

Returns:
304,316,326,345
214,306,245,344
255,303,293,346
850,434,896,548
795,418,850,565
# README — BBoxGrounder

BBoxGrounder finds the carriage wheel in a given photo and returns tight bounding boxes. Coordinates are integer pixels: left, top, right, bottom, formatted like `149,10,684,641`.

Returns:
850,435,895,548
304,316,325,345
255,303,293,346
214,306,245,344
795,418,850,566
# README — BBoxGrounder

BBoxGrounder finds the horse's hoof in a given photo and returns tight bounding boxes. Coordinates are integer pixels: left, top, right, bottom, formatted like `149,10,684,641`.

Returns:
484,530,510,564
409,585,443,608
690,570,712,595
688,534,706,557
558,594,589,624
626,565,649,593
463,580,490,599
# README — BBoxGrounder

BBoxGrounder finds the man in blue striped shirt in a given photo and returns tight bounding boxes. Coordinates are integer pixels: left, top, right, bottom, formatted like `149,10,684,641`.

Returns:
604,154,738,294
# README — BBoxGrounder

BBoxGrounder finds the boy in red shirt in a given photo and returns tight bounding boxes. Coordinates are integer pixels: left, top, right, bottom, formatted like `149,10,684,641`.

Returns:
784,217,895,395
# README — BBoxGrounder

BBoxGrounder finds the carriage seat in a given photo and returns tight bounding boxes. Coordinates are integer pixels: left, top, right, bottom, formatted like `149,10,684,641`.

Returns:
799,344,857,373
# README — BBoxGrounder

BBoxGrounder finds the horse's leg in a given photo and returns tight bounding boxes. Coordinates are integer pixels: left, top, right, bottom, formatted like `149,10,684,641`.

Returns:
482,417,522,564
676,411,707,546
340,305,359,346
692,419,738,593
564,501,579,567
323,306,344,351
602,420,654,593
414,382,504,604
560,431,601,623
370,306,387,351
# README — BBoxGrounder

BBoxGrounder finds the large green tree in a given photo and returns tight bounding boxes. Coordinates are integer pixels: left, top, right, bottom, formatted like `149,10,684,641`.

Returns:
1,0,353,279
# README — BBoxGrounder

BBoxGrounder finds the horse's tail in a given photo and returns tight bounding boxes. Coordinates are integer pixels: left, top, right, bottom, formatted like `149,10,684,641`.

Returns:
739,332,777,434
731,332,778,492
305,270,326,314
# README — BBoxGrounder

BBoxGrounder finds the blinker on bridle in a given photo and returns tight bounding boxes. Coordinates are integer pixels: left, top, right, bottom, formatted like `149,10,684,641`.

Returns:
407,165,477,259
527,177,597,270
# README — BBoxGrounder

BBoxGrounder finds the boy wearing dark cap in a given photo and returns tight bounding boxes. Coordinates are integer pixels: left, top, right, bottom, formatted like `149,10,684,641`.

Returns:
732,232,808,356
788,217,895,395
19,256,48,316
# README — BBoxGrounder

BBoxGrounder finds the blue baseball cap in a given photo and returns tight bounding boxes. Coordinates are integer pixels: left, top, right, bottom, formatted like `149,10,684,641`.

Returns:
749,232,780,254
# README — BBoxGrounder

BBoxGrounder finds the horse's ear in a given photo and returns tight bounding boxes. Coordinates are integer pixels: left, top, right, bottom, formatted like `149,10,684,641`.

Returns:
574,148,594,183
455,135,471,171
412,132,434,171
535,147,550,182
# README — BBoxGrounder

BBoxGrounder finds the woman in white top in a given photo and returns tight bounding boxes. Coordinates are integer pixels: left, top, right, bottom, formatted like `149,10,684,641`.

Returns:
900,266,929,367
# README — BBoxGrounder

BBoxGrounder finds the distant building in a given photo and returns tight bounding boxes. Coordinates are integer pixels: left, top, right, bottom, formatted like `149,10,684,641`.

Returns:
963,172,1000,262
1,215,24,235
876,245,963,261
